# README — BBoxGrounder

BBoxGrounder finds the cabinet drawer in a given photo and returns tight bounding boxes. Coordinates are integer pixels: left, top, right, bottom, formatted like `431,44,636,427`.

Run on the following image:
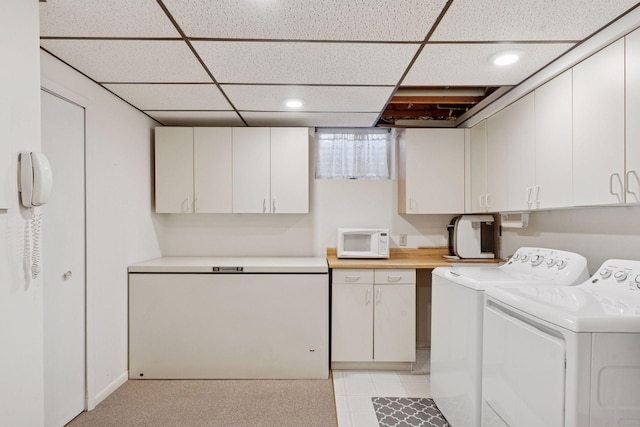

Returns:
374,269,416,284
333,269,374,284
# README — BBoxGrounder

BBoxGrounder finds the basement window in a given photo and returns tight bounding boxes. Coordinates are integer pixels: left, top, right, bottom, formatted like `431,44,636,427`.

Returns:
314,128,393,180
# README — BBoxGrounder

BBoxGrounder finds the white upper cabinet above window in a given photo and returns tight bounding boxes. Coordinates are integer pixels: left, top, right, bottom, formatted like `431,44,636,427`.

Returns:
155,127,195,213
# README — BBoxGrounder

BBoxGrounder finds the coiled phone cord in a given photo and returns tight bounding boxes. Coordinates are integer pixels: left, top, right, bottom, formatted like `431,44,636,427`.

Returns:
30,212,42,279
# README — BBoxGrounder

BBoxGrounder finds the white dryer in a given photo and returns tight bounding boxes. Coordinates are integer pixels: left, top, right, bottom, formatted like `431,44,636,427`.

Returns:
482,259,640,427
431,247,589,427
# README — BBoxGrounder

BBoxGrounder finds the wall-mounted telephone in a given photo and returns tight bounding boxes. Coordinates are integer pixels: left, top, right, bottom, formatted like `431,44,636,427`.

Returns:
19,152,53,279
19,151,52,208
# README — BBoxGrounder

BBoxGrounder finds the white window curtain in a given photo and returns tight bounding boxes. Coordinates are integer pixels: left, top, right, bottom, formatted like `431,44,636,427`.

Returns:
314,128,393,179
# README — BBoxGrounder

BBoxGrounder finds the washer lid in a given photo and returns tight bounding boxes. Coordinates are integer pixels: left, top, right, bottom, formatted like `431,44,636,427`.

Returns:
434,266,558,291
486,285,640,333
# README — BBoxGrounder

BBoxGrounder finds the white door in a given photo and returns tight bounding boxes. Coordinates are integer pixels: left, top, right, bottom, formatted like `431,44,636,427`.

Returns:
625,28,640,203
469,120,488,213
505,94,535,211
331,283,374,362
41,90,86,427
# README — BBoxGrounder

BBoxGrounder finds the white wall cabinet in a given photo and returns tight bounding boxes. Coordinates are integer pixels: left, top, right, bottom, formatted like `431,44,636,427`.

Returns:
469,120,488,213
533,70,574,209
573,39,626,206
504,94,535,211
486,105,510,212
331,268,416,363
155,127,232,213
233,127,309,214
399,129,465,214
625,27,640,204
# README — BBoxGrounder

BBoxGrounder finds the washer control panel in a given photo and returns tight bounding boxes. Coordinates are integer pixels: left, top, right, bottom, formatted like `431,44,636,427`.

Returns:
504,247,589,282
590,260,640,291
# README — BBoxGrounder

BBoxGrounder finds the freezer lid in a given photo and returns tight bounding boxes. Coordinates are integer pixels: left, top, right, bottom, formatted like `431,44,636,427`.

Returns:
128,257,329,273
486,285,640,333
433,265,547,291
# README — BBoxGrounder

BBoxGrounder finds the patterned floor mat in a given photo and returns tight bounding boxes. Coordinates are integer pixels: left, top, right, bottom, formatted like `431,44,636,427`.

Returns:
372,397,451,427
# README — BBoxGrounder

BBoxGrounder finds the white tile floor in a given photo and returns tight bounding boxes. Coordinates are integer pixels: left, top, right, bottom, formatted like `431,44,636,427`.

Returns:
332,350,431,427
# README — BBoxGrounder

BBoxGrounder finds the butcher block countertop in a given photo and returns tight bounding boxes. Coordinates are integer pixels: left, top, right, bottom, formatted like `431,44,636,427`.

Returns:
327,247,502,269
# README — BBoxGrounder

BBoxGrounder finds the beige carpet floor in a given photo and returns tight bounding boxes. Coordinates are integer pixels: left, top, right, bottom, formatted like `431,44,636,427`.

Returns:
66,378,338,427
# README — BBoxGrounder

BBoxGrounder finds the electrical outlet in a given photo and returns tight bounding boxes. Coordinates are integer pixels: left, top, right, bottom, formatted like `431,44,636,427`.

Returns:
399,234,407,246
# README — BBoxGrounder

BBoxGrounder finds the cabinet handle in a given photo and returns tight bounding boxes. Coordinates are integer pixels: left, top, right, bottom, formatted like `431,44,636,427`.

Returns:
194,197,200,212
526,187,533,205
534,186,541,204
376,288,382,304
626,170,639,201
486,194,492,208
409,198,415,212
182,197,191,213
345,275,361,282
263,198,267,213
386,275,402,282
366,288,371,304
609,173,624,202
272,199,276,213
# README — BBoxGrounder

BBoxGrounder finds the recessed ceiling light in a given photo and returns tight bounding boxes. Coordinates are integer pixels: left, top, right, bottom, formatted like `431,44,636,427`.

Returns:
490,50,523,67
283,98,303,108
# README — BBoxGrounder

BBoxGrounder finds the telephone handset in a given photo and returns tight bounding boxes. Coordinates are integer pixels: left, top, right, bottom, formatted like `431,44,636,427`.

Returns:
19,151,52,208
19,152,53,279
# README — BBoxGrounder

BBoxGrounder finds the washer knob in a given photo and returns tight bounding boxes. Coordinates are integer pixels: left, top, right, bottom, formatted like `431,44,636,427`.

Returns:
520,254,529,262
635,274,640,289
512,254,521,261
546,258,556,267
531,255,543,266
556,259,567,270
600,268,612,279
614,271,628,282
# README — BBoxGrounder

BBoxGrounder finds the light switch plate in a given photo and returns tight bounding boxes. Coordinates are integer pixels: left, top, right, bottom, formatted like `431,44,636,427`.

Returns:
399,234,407,246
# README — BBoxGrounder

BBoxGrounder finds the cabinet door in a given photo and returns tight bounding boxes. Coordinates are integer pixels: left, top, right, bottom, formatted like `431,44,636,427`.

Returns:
573,39,625,206
331,283,374,362
194,128,232,213
534,70,573,209
373,283,416,362
626,28,640,203
486,109,510,212
155,127,194,213
270,128,309,214
505,94,535,211
403,129,465,213
232,127,271,213
470,120,488,213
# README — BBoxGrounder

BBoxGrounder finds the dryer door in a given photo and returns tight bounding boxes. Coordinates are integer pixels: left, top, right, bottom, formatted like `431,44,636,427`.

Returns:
483,300,566,427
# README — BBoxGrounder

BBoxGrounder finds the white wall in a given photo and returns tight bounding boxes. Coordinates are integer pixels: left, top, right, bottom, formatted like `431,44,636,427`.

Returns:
500,205,640,274
0,1,44,426
40,51,162,408
156,147,455,257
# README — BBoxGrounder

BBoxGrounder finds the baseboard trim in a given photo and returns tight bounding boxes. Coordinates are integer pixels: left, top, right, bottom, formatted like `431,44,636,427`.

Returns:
89,371,128,410
331,362,412,371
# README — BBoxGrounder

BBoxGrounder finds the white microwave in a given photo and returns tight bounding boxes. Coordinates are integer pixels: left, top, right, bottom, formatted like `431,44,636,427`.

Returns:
337,228,390,259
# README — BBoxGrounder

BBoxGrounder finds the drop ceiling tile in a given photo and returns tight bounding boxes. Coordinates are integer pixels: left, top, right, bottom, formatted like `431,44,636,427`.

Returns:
403,43,575,86
40,40,211,83
40,0,180,38
241,112,379,127
163,0,448,41
193,41,418,85
432,0,640,41
145,111,245,127
103,84,232,110
222,85,393,112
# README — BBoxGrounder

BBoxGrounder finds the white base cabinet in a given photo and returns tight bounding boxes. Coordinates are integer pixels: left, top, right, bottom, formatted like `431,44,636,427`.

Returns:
129,272,328,379
331,269,416,363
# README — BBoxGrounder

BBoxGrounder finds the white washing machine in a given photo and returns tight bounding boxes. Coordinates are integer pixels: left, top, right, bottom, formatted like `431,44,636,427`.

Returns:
431,247,589,427
482,259,640,427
